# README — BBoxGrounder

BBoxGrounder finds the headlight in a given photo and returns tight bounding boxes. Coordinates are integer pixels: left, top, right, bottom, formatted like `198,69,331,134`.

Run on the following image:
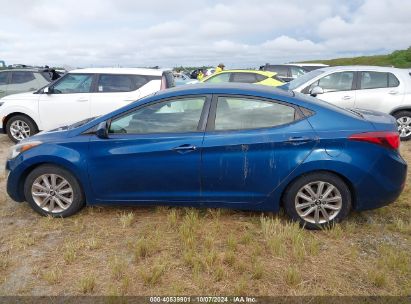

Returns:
8,141,42,159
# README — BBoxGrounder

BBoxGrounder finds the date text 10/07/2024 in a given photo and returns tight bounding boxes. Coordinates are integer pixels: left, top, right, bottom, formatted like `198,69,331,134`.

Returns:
149,297,258,303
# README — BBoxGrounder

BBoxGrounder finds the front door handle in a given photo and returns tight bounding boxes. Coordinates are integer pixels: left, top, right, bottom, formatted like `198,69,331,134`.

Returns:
388,90,398,95
342,95,352,100
172,144,197,153
285,136,313,145
76,98,88,102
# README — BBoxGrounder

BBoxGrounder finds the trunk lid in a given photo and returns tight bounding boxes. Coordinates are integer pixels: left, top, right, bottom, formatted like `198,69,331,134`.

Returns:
349,108,397,132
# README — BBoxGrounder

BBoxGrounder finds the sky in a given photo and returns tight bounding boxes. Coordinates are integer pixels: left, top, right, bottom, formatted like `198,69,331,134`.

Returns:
0,0,410,69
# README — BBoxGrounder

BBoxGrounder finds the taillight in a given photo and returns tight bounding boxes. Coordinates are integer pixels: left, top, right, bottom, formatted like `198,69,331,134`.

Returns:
349,131,400,150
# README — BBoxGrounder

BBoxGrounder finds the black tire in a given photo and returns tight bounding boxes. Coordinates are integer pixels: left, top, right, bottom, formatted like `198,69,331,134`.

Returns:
282,172,351,230
393,111,411,141
6,115,38,143
24,165,85,217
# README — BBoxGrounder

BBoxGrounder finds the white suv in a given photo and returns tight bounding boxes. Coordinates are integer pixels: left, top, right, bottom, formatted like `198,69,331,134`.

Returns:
0,68,175,142
285,66,411,139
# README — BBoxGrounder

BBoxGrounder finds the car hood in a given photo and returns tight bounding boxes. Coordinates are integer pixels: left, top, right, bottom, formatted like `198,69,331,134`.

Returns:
0,91,38,101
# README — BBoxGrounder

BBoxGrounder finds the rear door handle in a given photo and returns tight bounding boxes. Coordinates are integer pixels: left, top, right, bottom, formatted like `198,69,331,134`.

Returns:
342,96,352,100
76,98,88,102
388,90,398,95
124,97,136,102
172,144,197,153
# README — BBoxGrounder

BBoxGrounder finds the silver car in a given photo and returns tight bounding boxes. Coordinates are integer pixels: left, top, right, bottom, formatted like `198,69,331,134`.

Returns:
0,69,52,98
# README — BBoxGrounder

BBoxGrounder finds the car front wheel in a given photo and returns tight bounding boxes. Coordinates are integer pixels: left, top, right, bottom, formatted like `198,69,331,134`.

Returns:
283,172,351,229
24,165,85,217
393,111,411,141
6,115,38,143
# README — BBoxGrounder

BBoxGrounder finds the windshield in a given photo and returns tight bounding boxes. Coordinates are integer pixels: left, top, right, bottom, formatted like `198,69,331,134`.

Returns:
288,70,324,90
68,116,98,129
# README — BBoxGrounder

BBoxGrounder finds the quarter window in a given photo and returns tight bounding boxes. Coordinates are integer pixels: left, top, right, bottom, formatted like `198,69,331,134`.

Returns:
388,73,400,87
0,72,8,85
311,72,354,92
52,74,93,94
109,97,206,134
290,66,306,78
10,71,35,84
214,97,296,131
205,73,230,83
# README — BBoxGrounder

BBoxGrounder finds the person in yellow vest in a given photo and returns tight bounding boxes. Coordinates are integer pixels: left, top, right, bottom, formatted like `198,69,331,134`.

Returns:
197,69,204,80
215,63,225,73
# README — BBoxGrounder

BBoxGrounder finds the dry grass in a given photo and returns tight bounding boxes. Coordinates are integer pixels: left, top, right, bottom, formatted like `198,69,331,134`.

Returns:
0,135,410,295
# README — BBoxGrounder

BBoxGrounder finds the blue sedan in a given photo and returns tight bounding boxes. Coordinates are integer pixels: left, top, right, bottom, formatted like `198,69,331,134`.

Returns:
5,84,407,229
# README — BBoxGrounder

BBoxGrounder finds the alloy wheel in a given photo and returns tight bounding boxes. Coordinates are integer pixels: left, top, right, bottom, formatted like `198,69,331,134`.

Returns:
295,181,342,225
396,116,411,138
10,120,31,141
31,174,74,213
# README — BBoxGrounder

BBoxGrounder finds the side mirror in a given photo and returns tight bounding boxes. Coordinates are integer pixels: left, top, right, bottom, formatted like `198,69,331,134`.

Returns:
310,86,324,97
43,87,52,94
96,121,109,139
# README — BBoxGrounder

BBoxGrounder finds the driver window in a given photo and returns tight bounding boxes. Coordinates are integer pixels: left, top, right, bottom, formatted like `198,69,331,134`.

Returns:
308,72,354,93
109,97,206,134
52,74,93,94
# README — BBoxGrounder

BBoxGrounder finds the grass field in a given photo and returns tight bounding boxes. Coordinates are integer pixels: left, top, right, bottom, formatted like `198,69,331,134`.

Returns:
0,135,410,296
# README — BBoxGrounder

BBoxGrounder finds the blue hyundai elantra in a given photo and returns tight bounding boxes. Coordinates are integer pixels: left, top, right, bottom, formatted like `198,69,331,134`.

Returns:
5,84,407,229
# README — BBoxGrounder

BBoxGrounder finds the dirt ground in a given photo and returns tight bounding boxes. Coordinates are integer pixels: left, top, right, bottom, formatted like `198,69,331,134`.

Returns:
0,134,410,296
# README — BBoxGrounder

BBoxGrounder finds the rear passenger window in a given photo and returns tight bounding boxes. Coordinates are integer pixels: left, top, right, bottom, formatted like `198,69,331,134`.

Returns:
360,72,400,89
10,71,35,84
97,75,152,92
231,73,258,83
0,72,8,85
214,97,296,131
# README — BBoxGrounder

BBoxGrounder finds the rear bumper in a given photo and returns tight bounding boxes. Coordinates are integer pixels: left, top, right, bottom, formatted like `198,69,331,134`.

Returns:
354,150,407,211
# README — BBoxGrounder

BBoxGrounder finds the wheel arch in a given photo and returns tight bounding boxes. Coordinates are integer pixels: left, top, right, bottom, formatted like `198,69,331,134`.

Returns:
390,107,411,116
15,161,87,203
279,169,357,210
3,112,40,133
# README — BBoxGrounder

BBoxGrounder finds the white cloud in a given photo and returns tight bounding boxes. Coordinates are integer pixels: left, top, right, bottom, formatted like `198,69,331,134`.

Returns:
0,0,409,68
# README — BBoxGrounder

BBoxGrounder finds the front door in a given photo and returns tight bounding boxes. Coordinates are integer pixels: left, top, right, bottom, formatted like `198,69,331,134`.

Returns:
308,71,356,108
38,73,93,130
201,95,316,204
87,95,210,202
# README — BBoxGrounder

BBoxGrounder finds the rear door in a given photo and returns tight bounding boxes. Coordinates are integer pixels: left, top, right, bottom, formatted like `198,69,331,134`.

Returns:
305,71,356,108
90,74,150,117
354,71,405,113
201,95,316,204
0,71,9,98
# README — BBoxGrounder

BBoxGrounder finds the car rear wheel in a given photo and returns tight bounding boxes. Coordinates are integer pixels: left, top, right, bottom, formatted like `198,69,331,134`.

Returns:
6,115,38,143
393,111,411,141
283,172,351,229
24,165,85,217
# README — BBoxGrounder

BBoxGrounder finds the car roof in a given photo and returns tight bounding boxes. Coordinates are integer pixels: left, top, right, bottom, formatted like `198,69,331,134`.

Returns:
219,69,276,75
0,68,45,72
317,65,406,72
68,67,169,76
153,83,293,99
